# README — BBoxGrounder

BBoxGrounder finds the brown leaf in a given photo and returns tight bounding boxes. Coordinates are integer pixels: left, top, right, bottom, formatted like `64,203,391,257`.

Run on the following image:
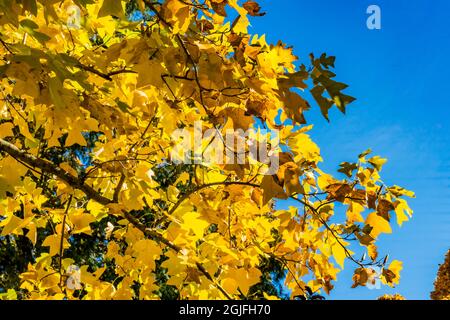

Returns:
326,183,352,202
277,162,303,196
377,199,394,221
228,32,243,47
243,1,266,16
251,188,263,208
367,191,377,209
185,266,202,282
196,19,214,32
211,0,228,17
245,99,265,118
368,244,378,261
352,268,369,288
279,90,309,125
382,268,396,284
261,175,287,205
356,231,374,246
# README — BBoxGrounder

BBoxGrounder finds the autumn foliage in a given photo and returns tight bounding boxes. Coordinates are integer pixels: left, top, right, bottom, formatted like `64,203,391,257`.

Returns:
377,294,405,301
431,250,450,300
0,0,414,300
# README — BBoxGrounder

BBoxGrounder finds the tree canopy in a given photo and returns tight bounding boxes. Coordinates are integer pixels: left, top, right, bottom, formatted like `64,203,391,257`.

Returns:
0,0,414,300
431,250,450,300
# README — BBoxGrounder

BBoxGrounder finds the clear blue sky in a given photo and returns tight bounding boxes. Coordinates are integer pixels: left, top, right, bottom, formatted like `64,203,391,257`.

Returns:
250,0,450,299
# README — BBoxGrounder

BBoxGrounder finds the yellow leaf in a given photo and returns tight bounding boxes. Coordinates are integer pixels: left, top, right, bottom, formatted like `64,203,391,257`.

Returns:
0,157,27,198
368,244,378,261
164,0,192,34
0,122,14,138
0,289,17,300
132,239,162,270
42,234,69,256
167,185,180,203
26,222,37,245
383,260,403,286
368,155,387,171
365,212,392,238
181,212,209,239
0,214,24,236
98,0,125,18
175,172,190,185
394,199,413,226
221,277,239,295
87,200,107,219
332,242,347,269
65,129,87,147
69,211,96,235
233,267,261,295
346,202,364,223
288,131,322,164
135,59,165,88
228,0,249,33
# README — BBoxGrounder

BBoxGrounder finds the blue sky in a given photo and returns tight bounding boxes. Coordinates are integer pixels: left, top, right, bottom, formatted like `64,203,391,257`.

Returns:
250,0,450,299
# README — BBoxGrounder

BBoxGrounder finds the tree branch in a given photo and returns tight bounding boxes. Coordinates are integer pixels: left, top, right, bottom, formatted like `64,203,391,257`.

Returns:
121,210,233,299
0,35,13,54
0,138,233,298
0,138,111,205
1,137,361,295
291,196,365,268
168,181,260,215
113,174,126,203
59,195,73,289
77,64,137,81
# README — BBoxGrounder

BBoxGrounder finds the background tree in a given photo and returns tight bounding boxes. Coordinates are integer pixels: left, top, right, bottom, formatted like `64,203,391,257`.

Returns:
377,294,405,300
0,0,414,300
431,249,450,300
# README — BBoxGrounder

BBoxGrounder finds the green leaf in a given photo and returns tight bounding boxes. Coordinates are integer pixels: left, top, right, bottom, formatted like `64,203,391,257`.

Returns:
115,99,130,113
19,19,50,43
32,31,51,43
19,19,39,30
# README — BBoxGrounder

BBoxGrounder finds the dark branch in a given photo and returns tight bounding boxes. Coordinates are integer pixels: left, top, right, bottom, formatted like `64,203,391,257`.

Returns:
0,138,111,205
77,64,137,81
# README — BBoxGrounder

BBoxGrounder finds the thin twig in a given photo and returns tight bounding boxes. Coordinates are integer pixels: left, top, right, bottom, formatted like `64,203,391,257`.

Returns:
59,195,73,288
113,174,126,203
